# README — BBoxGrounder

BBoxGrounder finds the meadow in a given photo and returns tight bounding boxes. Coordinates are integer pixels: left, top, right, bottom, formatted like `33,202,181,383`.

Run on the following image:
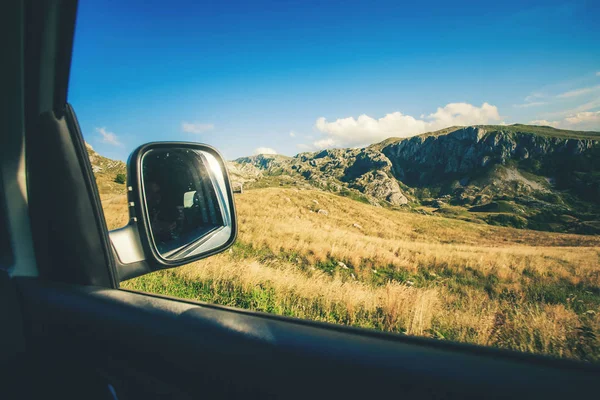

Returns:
100,178,600,362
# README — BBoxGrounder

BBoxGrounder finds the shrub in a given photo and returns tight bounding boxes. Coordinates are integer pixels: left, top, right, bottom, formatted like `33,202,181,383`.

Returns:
114,173,126,184
486,214,528,229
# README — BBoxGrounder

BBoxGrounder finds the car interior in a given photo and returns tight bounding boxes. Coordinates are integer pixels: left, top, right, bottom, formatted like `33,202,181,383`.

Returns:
1,1,598,399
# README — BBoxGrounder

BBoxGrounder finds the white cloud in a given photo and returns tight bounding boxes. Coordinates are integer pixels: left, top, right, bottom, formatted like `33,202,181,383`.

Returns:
564,111,600,125
254,147,277,155
514,101,547,108
525,93,545,102
95,127,122,146
516,92,547,108
313,102,501,149
530,111,600,131
556,85,600,98
289,131,296,137
541,98,600,120
529,119,555,126
181,122,214,134
569,99,600,114
313,138,337,149
596,71,600,77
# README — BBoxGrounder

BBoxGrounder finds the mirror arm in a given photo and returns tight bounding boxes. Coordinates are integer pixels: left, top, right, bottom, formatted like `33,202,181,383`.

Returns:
109,222,152,282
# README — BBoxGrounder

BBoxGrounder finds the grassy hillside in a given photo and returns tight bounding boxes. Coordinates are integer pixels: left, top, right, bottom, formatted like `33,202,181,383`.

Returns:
87,143,127,198
378,124,600,145
100,182,600,362
369,124,600,151
479,124,600,140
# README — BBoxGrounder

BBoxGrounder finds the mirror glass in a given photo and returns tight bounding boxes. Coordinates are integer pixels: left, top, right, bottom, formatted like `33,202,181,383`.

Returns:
141,148,233,260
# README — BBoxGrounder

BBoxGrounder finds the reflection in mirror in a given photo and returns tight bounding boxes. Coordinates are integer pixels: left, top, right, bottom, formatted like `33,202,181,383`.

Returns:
141,148,233,260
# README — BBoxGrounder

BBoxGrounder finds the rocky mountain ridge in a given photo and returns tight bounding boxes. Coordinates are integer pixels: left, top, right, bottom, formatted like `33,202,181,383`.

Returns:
383,125,597,186
231,124,600,234
86,142,127,196
86,142,126,175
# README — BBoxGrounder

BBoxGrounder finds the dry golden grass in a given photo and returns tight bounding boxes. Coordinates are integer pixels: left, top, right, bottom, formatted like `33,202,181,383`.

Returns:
104,187,600,361
95,172,129,229
174,256,439,335
232,189,600,289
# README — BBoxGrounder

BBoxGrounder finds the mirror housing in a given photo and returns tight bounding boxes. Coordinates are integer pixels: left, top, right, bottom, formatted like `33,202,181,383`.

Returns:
109,142,237,282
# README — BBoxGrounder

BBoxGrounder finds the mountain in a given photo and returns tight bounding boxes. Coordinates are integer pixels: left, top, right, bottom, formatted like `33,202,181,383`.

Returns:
230,124,600,234
86,142,127,196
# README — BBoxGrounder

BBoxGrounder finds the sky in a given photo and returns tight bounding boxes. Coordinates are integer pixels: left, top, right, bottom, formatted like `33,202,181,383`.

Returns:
68,0,600,161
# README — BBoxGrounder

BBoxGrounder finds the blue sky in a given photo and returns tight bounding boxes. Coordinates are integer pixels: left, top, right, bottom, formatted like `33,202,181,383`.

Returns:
69,0,600,161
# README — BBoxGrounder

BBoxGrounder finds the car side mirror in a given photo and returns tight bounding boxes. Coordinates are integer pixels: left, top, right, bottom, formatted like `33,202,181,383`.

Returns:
109,142,237,282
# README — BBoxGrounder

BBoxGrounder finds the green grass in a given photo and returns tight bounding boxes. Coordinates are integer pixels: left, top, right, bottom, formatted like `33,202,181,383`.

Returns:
485,214,528,229
142,239,600,322
338,188,371,204
124,269,396,331
340,124,600,154
379,124,600,150
470,201,521,213
123,249,600,362
478,124,600,140
243,176,298,189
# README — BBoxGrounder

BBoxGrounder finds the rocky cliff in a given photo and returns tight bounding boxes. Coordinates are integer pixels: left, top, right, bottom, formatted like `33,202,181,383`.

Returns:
383,125,597,187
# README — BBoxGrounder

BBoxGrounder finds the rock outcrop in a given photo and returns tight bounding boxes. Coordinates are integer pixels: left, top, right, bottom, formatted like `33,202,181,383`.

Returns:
85,142,126,175
382,126,597,187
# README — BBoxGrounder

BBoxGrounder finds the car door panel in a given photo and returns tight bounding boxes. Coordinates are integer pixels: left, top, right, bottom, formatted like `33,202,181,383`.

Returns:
16,277,600,399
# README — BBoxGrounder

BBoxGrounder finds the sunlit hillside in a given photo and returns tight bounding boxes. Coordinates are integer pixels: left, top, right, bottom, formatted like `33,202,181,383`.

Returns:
99,180,600,362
